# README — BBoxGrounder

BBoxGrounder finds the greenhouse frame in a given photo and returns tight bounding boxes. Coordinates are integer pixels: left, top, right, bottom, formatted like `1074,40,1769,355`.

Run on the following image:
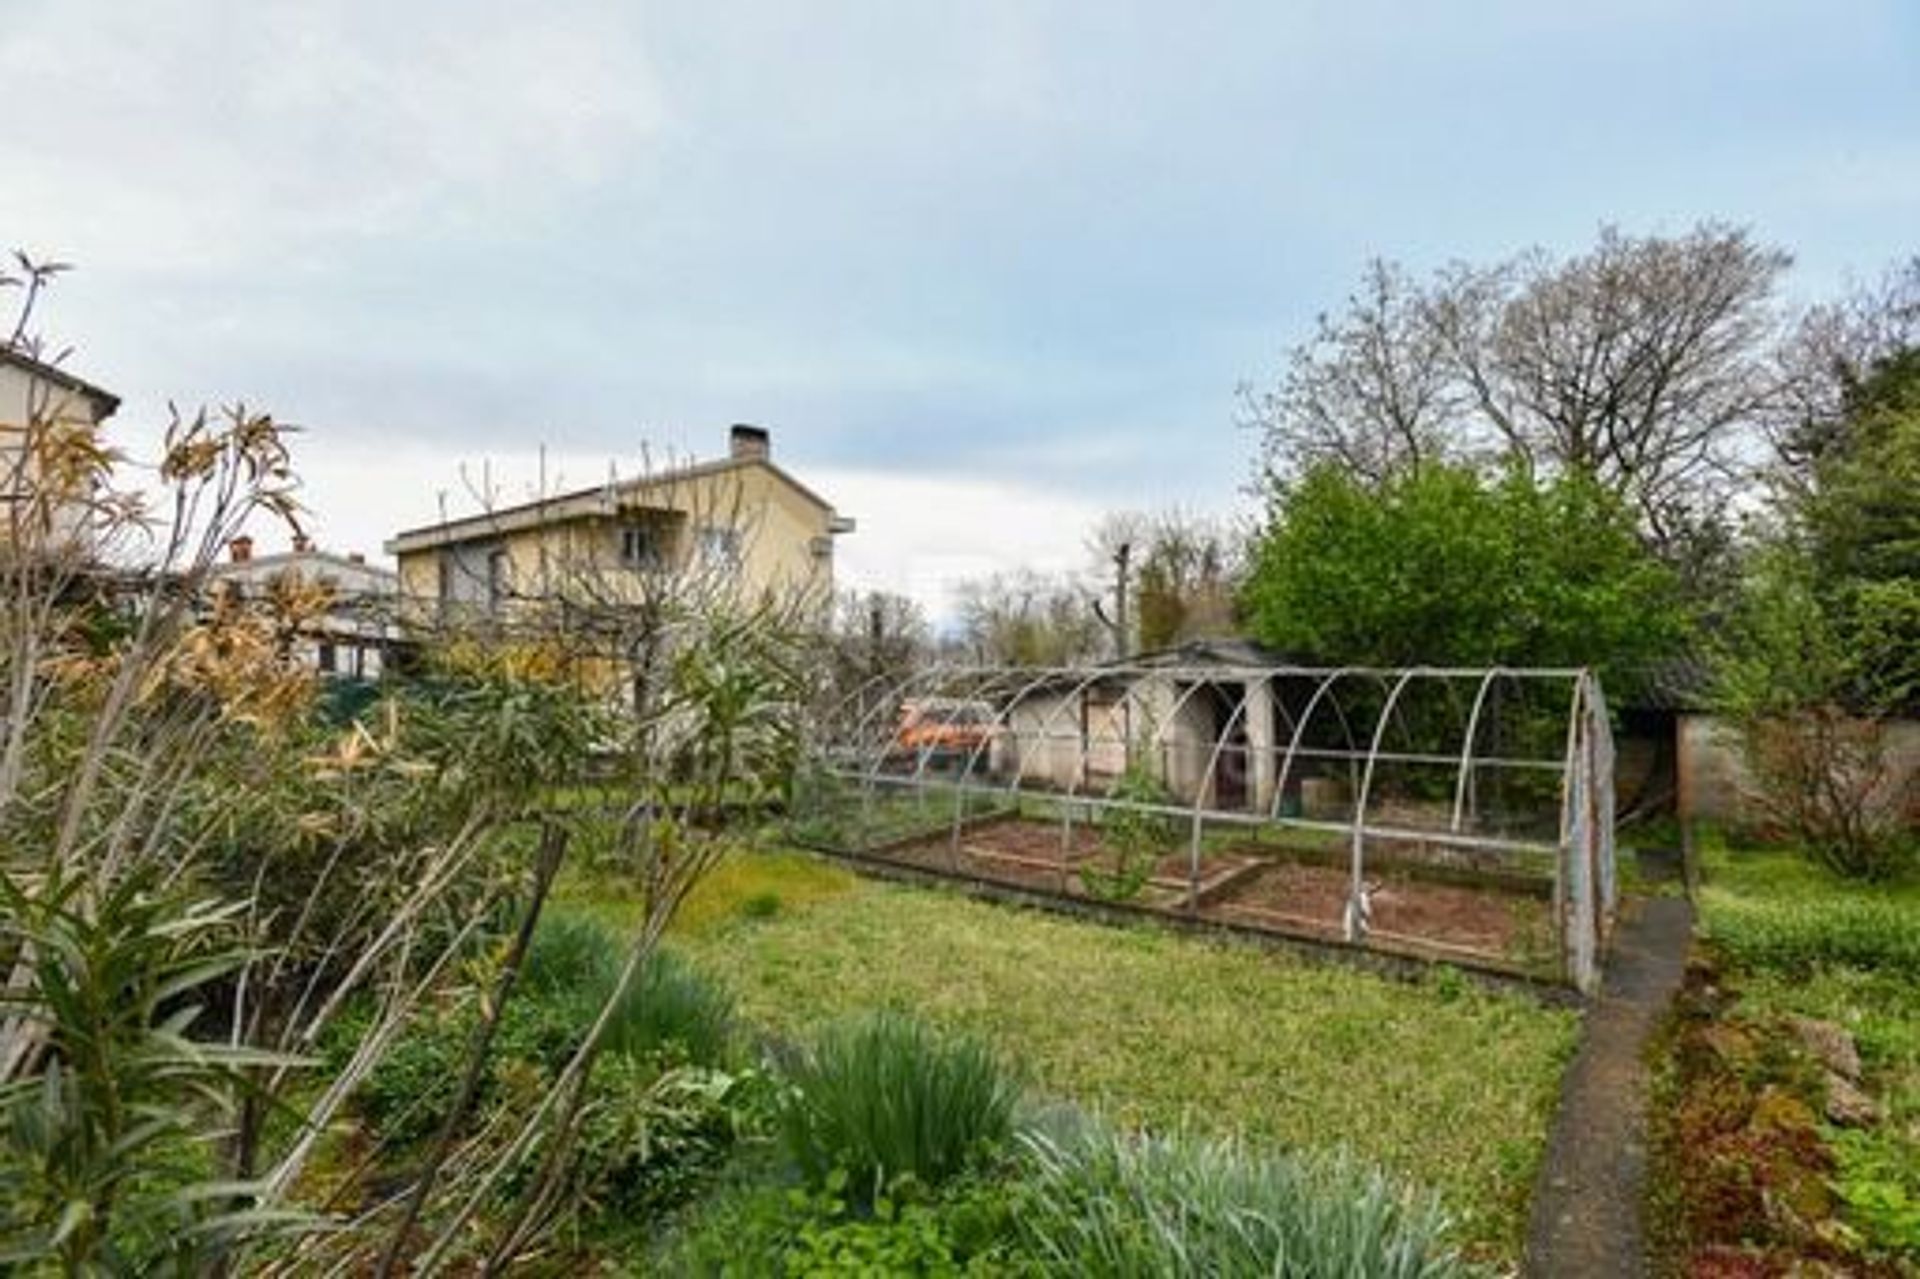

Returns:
796,661,1618,993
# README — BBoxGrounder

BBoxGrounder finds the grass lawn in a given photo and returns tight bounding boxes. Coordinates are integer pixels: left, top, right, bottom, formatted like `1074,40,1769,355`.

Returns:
560,846,1579,1258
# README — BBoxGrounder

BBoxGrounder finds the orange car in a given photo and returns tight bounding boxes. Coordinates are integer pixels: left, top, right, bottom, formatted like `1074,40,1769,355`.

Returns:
893,699,997,759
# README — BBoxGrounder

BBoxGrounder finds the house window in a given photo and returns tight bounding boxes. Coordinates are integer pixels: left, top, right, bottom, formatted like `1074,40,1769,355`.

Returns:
620,522,664,570
486,549,511,611
695,525,742,570
317,641,337,674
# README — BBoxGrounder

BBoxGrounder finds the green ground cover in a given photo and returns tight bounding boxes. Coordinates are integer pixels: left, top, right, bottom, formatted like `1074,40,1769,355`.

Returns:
565,847,1579,1257
1651,836,1920,1269
1698,840,1920,978
1702,842,1920,1256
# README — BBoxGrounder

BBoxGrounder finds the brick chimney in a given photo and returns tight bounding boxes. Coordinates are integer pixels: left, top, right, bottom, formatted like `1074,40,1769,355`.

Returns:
229,535,253,563
291,533,313,554
729,424,770,462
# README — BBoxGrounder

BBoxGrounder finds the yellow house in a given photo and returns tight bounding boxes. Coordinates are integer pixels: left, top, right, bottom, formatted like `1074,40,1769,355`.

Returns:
385,425,853,630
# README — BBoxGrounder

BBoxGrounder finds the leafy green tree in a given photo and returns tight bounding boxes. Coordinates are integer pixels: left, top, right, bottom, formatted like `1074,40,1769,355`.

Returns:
1797,350,1920,710
1239,462,1686,687
1711,345,1920,879
1711,545,1913,879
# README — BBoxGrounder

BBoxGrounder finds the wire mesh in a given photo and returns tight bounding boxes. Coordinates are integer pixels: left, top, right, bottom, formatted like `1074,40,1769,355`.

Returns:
796,661,1618,993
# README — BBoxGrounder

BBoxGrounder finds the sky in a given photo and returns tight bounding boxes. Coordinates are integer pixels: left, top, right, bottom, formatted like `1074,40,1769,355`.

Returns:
3,1,1917,622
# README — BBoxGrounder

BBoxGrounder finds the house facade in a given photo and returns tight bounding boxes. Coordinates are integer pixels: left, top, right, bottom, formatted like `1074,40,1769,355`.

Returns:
385,425,852,629
1,348,121,555
210,535,402,679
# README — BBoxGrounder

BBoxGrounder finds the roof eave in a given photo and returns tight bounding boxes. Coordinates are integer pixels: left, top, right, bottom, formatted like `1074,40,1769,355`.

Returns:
388,454,846,553
0,347,120,419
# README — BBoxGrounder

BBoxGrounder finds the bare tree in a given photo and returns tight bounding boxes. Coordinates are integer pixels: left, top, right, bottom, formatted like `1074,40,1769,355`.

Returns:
953,568,1104,666
1770,255,1920,481
825,587,928,690
1245,259,1464,489
1251,223,1794,564
1087,508,1241,653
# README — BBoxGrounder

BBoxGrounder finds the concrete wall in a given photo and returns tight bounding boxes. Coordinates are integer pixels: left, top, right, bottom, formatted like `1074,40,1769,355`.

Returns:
1000,692,1084,789
996,675,1279,811
1678,712,1920,826
1163,685,1223,805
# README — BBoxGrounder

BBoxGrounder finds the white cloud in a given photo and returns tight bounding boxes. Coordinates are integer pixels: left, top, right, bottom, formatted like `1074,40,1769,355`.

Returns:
0,0,666,269
811,467,1108,624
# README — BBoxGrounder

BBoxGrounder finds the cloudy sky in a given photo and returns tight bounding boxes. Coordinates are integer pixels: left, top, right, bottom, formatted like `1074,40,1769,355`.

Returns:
4,1,1917,620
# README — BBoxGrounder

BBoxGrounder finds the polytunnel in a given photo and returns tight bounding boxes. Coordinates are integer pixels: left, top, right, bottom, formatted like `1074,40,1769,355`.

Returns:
793,661,1617,993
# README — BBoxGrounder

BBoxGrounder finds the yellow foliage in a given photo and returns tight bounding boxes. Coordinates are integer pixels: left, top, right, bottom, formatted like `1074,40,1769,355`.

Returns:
432,635,579,685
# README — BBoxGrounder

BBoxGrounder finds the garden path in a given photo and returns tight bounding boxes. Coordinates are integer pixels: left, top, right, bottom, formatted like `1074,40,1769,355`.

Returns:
1524,895,1693,1277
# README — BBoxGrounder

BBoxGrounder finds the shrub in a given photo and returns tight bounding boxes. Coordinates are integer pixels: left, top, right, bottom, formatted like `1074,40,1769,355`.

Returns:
779,1011,1019,1197
522,913,737,1066
777,1176,971,1276
571,1057,768,1219
1729,709,1915,882
0,868,273,1271
1011,1115,1475,1279
357,919,738,1148
353,1013,472,1146
600,948,738,1068
1712,546,1917,882
662,1169,1022,1276
1081,765,1177,903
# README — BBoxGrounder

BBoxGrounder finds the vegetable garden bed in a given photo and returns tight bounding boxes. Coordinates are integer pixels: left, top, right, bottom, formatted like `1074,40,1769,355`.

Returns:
850,816,1560,979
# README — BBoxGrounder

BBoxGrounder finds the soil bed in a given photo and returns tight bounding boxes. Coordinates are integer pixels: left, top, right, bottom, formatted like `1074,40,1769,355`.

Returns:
1216,861,1552,961
876,818,1552,969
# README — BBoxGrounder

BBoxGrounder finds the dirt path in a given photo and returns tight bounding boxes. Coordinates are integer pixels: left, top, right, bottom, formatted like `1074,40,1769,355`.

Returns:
1524,895,1693,1277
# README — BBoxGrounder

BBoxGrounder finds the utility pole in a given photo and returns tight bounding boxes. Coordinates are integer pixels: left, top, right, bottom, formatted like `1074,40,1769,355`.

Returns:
1111,540,1131,661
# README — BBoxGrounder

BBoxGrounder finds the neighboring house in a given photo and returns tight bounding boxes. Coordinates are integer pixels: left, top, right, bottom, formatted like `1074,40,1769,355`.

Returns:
0,347,121,555
211,534,401,679
385,425,853,625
